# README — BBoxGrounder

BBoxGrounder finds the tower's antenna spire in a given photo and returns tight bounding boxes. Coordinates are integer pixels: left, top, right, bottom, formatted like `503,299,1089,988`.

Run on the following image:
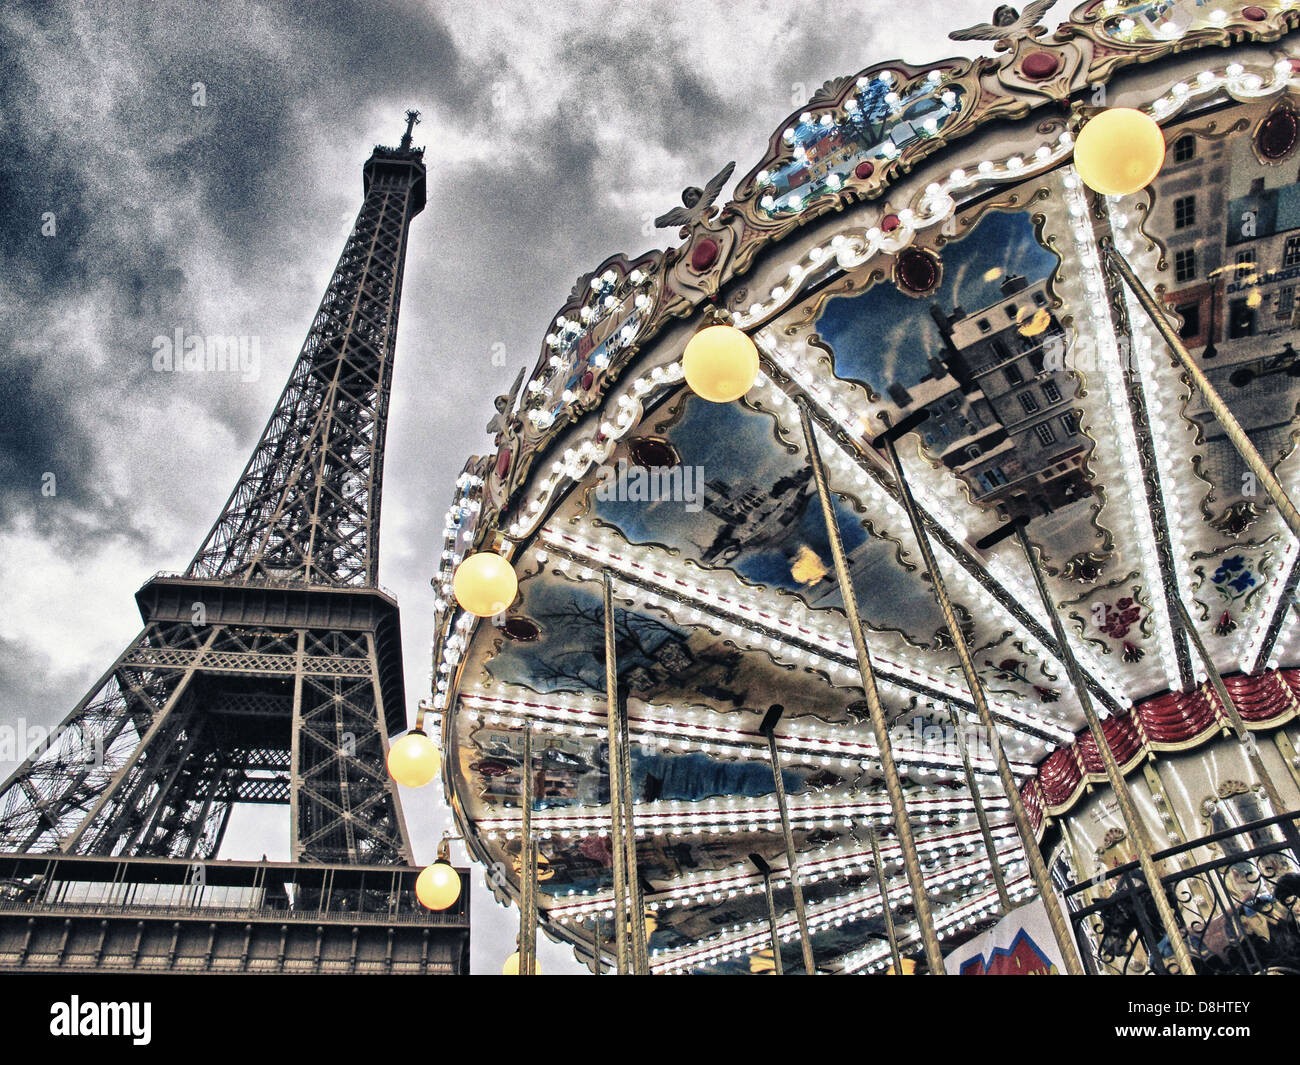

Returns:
400,108,421,151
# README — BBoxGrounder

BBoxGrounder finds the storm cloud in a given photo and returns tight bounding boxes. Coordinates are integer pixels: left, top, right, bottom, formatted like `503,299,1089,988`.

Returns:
0,0,1000,973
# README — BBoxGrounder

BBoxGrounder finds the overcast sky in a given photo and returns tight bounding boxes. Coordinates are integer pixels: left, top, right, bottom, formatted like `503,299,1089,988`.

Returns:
0,0,1004,973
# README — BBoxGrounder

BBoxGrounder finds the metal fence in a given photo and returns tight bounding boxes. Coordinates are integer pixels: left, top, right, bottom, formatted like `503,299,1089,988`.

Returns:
0,852,469,927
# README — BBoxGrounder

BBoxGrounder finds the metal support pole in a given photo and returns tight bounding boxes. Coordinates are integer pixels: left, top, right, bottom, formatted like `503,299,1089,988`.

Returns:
795,398,946,974
615,679,649,974
868,828,904,976
519,724,537,975
878,424,1084,974
1105,243,1300,542
949,705,1012,913
750,853,784,975
984,519,1197,975
1172,595,1300,851
602,570,631,975
760,706,816,974
62,629,220,853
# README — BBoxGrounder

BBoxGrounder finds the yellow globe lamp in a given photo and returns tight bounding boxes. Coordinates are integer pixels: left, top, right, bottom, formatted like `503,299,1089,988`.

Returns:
502,950,541,975
386,728,441,788
415,861,462,911
1072,107,1166,196
682,324,759,403
452,551,518,617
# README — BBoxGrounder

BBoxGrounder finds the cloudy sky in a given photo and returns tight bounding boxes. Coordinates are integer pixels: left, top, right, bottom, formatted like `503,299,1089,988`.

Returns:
0,0,1005,973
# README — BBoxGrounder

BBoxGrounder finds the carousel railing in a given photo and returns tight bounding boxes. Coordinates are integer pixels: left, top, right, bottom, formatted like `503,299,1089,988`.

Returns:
1062,812,1300,975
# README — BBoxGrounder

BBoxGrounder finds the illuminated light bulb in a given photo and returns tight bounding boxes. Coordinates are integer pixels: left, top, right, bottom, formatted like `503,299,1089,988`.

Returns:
452,552,518,616
1073,107,1166,196
415,862,462,911
501,950,541,975
681,325,760,403
386,729,441,788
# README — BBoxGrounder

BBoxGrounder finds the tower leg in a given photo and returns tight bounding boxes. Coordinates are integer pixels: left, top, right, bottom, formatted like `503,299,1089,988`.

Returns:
1,606,410,866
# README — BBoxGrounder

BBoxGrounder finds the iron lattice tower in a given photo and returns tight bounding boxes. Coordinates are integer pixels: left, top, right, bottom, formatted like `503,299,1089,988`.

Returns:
0,114,427,865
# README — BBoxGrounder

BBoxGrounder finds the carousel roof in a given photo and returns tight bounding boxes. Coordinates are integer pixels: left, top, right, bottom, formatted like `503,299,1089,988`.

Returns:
431,0,1300,973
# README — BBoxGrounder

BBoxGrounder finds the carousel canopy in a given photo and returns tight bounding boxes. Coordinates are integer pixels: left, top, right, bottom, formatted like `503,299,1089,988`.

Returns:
430,0,1300,973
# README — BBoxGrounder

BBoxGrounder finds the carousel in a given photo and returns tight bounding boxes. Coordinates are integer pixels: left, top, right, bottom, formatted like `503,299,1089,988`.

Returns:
396,0,1300,974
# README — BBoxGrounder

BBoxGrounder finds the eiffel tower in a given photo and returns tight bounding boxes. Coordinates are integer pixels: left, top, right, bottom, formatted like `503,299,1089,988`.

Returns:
0,112,428,867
